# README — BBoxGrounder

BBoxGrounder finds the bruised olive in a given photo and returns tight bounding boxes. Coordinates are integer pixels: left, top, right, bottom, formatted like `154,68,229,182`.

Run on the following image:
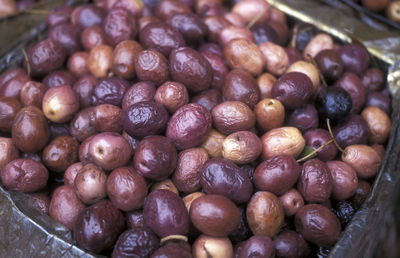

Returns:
172,147,209,193
212,101,255,135
253,155,301,195
222,131,261,164
123,101,169,138
112,228,159,258
135,50,170,85
193,235,233,258
74,163,107,204
317,86,352,121
190,194,240,237
261,127,305,159
169,47,213,92
0,97,22,132
126,210,146,229
0,137,19,169
274,230,310,258
1,158,48,192
297,159,333,203
12,106,50,153
107,167,147,211
167,103,212,150
342,144,382,179
295,204,341,247
42,85,80,123
79,135,94,163
73,200,125,253
122,81,156,109
143,189,189,238
155,81,189,113
235,236,275,258
361,106,391,144
279,189,304,217
246,191,284,237
49,185,85,230
42,136,79,173
201,129,225,157
112,40,143,79
326,161,358,200
201,158,253,203
134,135,177,180
103,7,137,47
92,77,130,106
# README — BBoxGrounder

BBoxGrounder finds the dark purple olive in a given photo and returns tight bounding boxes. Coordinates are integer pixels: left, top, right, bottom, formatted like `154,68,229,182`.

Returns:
123,101,169,138
317,86,352,121
253,155,301,196
235,236,275,258
150,242,192,258
332,200,356,227
126,210,146,229
135,50,170,86
271,72,314,109
48,23,81,54
250,23,279,45
112,228,159,258
366,91,391,114
0,74,29,99
71,4,106,28
333,114,369,149
167,12,207,45
0,97,22,133
73,74,97,108
169,47,213,92
139,22,186,56
134,135,177,180
362,68,385,92
274,231,310,258
43,70,76,89
201,51,229,90
46,5,73,27
70,108,96,142
304,129,338,161
191,89,221,112
315,49,343,83
336,72,366,113
143,189,189,238
293,23,317,52
103,7,137,47
42,136,79,173
287,104,319,132
92,104,122,133
350,180,371,208
167,103,212,150
0,137,19,169
122,81,156,110
295,204,341,247
74,200,125,253
92,77,130,106
338,44,369,76
229,205,251,244
201,158,253,203
297,159,333,203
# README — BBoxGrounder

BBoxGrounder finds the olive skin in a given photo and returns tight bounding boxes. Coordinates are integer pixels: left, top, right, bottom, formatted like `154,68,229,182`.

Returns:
112,228,159,258
253,155,301,196
112,40,143,80
123,101,169,138
246,191,284,237
42,136,79,173
336,72,366,113
20,81,47,108
0,137,19,169
169,47,213,92
295,204,341,247
342,144,382,179
73,200,125,253
143,189,190,238
12,106,50,153
73,74,97,108
235,236,275,258
167,12,207,45
304,129,338,161
92,104,122,133
261,127,305,159
103,7,137,47
317,86,352,121
192,235,234,258
107,167,148,211
167,103,212,150
91,77,130,106
48,23,80,55
42,85,80,123
70,108,96,142
333,114,370,149
135,50,170,86
155,81,189,113
1,158,48,193
327,160,358,200
190,194,240,237
222,131,262,164
0,97,22,132
297,159,333,203
122,81,156,110
71,4,105,29
338,44,369,76
74,163,107,205
362,68,385,92
279,189,305,217
201,158,253,203
315,49,343,83
49,185,85,230
274,231,310,258
133,136,177,181
150,242,192,258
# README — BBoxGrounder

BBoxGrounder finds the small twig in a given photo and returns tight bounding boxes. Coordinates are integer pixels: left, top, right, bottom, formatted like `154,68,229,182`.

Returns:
160,235,188,245
22,49,31,77
247,10,265,29
21,9,50,15
326,118,345,152
297,139,334,163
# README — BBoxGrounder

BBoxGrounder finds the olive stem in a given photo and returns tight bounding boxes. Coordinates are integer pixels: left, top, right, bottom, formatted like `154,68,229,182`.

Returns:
326,118,345,153
247,10,265,29
21,9,50,15
297,139,334,163
22,49,31,77
160,235,188,245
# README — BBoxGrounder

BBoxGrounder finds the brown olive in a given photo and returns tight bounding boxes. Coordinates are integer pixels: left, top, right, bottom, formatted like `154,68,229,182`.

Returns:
190,194,240,237
255,98,285,132
172,147,209,193
222,131,261,164
74,163,107,204
201,129,225,157
279,189,304,217
68,51,89,78
218,25,255,46
20,81,47,108
259,42,289,76
212,101,256,135
183,192,205,212
350,180,371,208
155,81,189,113
193,235,233,258
246,191,284,237
87,44,113,78
361,106,391,144
112,40,143,79
235,235,275,258
69,108,96,142
327,160,358,200
42,85,80,123
0,97,22,132
73,74,97,108
303,33,334,61
151,179,179,195
154,0,191,21
342,144,382,179
192,89,221,112
295,204,341,247
80,25,107,51
287,60,320,91
0,0,17,17
49,185,85,230
261,126,305,159
0,137,19,169
274,230,310,258
122,81,156,109
64,162,83,186
12,106,50,153
336,72,366,113
42,136,79,173
1,158,48,192
297,159,333,203
112,228,159,258
103,7,137,47
107,166,147,211
92,104,122,133
135,49,170,85
202,16,230,42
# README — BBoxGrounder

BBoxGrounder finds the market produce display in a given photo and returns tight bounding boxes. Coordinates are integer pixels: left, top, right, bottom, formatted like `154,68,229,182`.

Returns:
0,0,394,257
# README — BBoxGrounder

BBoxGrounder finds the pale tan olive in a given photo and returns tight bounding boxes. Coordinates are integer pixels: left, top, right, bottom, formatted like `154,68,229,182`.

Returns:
386,1,400,23
361,106,391,144
246,191,284,237
261,127,305,159
193,235,233,258
222,131,262,164
255,98,285,132
287,61,320,90
303,33,334,61
259,42,289,76
151,179,179,195
342,144,382,179
232,0,271,24
182,192,205,212
87,45,113,78
257,73,276,99
201,129,226,158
